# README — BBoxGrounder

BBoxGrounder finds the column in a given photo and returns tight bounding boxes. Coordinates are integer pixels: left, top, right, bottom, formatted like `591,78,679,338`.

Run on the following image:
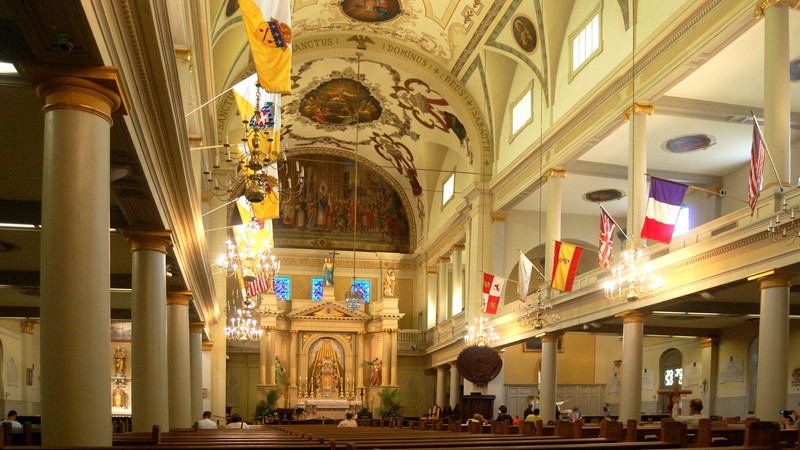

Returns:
35,68,123,447
490,211,508,276
464,187,492,322
544,169,565,283
356,332,365,387
539,332,561,422
260,327,275,385
451,245,465,315
190,322,205,425
449,362,460,410
437,257,450,323
699,337,718,416
756,1,791,190
618,310,645,423
382,330,391,386
20,320,36,407
750,270,791,422
290,330,299,387
167,291,193,429
623,103,653,244
436,366,446,407
390,329,398,385
426,267,438,328
124,229,172,433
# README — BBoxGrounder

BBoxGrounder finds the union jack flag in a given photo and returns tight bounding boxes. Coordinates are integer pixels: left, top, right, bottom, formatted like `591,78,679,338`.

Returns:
599,208,615,270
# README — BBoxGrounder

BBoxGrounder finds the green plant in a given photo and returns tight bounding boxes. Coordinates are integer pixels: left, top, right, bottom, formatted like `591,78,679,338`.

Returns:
377,387,402,418
255,388,281,422
294,406,305,418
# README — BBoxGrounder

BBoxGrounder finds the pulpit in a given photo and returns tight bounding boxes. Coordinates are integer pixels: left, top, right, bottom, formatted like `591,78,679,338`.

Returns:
460,394,494,422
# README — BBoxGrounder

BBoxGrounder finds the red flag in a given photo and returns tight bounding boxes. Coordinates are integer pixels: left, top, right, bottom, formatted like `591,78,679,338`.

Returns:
481,272,506,314
551,241,583,292
749,119,766,216
599,208,615,270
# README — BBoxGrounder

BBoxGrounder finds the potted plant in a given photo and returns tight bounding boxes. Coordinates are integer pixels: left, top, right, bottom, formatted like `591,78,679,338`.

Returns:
294,406,305,420
254,388,281,423
377,387,402,420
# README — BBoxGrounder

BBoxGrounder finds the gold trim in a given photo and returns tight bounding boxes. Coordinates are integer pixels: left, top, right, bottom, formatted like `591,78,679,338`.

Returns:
26,65,128,115
541,332,563,343
167,291,192,306
190,321,205,333
20,319,36,335
543,168,567,180
122,229,173,254
616,310,647,324
437,256,451,264
175,46,192,62
490,211,509,222
699,337,718,348
621,102,655,122
202,341,214,351
753,0,800,19
426,267,438,275
451,244,466,252
37,78,121,126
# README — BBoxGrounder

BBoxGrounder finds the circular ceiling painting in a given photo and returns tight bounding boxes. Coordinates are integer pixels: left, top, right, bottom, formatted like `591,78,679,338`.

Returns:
340,0,402,23
511,16,537,53
299,78,382,126
583,189,625,203
662,134,715,153
790,57,800,82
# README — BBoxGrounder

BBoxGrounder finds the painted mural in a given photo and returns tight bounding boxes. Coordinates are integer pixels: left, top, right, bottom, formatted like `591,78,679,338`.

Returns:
663,134,715,153
275,154,410,253
511,16,537,53
340,0,402,23
299,78,382,126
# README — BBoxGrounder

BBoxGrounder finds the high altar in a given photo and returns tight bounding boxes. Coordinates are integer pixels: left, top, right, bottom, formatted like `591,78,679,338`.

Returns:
256,285,402,419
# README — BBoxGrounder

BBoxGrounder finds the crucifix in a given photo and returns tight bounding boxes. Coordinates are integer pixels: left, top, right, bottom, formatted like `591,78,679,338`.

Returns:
656,383,692,415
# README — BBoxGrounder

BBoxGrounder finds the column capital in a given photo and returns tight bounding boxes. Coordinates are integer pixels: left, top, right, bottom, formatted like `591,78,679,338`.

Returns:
490,210,509,222
437,256,451,264
291,329,299,335
167,290,192,306
747,268,796,288
436,365,446,372
699,337,719,348
427,266,438,275
190,321,205,334
451,244,466,252
540,332,563,343
753,0,799,19
27,65,128,125
621,102,655,122
543,168,567,180
449,361,458,368
616,309,648,324
20,319,36,335
202,341,214,351
122,229,172,254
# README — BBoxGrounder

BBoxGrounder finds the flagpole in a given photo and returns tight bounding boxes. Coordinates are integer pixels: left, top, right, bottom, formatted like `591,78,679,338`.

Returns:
185,86,234,118
599,204,633,246
751,111,784,192
642,174,749,204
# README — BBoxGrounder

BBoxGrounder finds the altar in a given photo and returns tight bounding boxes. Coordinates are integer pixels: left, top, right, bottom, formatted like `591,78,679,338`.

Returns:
297,398,362,420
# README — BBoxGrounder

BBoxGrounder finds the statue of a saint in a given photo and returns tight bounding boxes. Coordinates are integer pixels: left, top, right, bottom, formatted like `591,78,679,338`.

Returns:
323,258,334,286
370,357,382,386
114,346,126,377
383,269,396,297
275,355,285,386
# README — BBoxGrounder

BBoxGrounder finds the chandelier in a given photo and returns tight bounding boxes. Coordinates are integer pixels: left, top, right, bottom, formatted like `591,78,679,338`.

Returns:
603,247,663,302
518,288,559,330
464,316,499,347
345,53,365,313
217,217,280,286
345,283,364,312
225,290,263,342
767,195,800,242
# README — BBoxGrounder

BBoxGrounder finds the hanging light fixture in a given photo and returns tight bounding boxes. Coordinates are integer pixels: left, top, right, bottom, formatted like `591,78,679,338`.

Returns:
518,287,559,330
603,247,662,302
767,195,800,242
345,53,365,312
225,289,263,342
464,316,498,347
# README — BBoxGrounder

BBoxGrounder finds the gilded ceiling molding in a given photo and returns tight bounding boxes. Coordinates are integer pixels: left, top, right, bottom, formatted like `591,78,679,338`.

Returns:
753,0,800,19
621,102,655,122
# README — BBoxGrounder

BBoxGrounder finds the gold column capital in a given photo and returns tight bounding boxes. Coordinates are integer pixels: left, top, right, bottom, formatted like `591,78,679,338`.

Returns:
748,268,796,289
122,229,173,254
449,361,458,368
490,210,509,222
451,244,466,252
543,167,567,180
426,266,439,275
190,321,205,334
20,319,36,335
540,331,563,343
753,0,799,19
436,365,446,372
202,341,214,351
167,290,192,306
621,102,655,122
616,309,648,324
437,256,451,264
699,337,719,348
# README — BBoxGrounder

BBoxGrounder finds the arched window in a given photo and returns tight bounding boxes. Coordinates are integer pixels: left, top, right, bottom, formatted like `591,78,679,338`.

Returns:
658,348,682,412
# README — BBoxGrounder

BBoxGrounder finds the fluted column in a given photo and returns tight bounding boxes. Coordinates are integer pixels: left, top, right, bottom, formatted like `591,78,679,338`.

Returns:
290,330,299,387
437,257,450,323
426,267,438,328
756,0,792,190
390,329,398,385
436,366,446,407
356,332,365,387
124,229,172,433
167,291,193,429
449,361,460,409
382,330,391,385
751,270,792,422
189,322,205,424
544,169,565,282
623,103,653,244
34,67,124,447
618,310,646,423
539,332,561,422
451,245,465,315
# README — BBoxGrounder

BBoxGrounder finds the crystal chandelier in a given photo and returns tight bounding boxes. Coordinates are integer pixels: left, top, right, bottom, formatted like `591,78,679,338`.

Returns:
767,195,800,242
464,316,499,347
225,290,263,342
603,247,663,302
518,288,559,330
344,53,365,313
217,217,280,285
345,283,364,312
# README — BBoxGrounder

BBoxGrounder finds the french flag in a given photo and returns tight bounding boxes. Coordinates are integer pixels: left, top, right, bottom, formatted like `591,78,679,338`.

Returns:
640,177,689,244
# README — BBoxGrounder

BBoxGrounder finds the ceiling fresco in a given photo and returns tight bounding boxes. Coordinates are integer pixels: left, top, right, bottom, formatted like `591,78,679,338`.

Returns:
340,0,403,23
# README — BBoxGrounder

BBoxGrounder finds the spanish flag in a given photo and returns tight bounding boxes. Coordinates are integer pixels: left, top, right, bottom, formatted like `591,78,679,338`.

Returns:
238,0,292,94
551,241,583,292
232,74,281,162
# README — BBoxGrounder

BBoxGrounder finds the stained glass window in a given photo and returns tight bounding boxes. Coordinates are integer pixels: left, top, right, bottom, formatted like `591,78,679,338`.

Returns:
352,279,370,303
312,277,324,301
274,276,290,301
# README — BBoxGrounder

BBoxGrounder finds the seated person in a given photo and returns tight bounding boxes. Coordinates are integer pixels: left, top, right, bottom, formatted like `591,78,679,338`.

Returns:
567,406,581,422
496,405,513,424
337,411,358,428
225,413,249,429
0,410,22,431
672,398,705,427
197,410,218,429
782,410,799,429
467,413,487,425
524,408,542,422
512,414,520,425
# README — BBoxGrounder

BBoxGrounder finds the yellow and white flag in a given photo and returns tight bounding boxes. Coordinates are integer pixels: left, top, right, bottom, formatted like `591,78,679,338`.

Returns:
233,194,275,251
237,143,280,220
232,74,281,161
238,0,292,94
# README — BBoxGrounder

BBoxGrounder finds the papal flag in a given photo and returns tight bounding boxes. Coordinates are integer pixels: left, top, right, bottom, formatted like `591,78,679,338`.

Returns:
517,251,534,300
551,241,583,292
233,194,275,251
232,74,282,162
237,143,280,220
238,0,292,94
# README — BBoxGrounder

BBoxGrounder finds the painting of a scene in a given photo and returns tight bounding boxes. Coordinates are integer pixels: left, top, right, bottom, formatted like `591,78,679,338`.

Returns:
300,78,382,126
275,154,410,253
340,0,402,23
512,16,537,53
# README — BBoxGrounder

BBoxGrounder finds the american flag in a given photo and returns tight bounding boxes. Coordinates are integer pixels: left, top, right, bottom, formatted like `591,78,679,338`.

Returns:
749,118,766,216
599,207,615,270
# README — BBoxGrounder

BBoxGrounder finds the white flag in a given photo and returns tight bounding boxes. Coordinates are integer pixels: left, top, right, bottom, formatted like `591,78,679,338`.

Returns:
518,251,533,300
